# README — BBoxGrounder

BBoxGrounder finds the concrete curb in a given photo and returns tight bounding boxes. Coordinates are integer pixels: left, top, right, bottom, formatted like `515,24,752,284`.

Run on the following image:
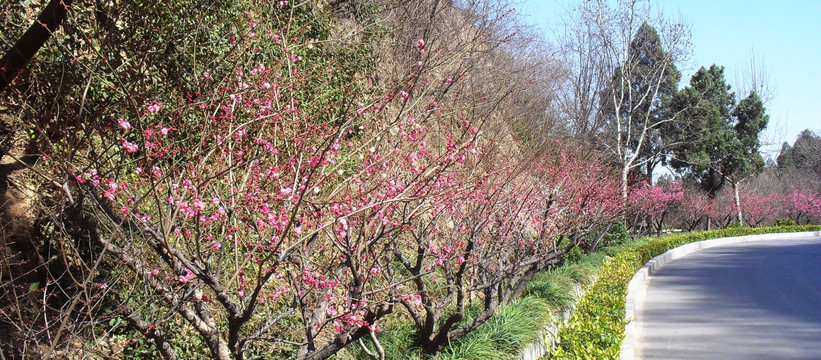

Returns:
620,230,821,360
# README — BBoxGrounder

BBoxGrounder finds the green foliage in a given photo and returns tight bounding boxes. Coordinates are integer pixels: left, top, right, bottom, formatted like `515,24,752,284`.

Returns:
604,221,629,246
726,221,744,228
776,141,796,169
778,129,821,175
439,297,552,360
340,316,419,360
344,261,600,360
526,264,595,309
561,245,585,264
668,65,769,196
774,218,798,226
551,225,821,359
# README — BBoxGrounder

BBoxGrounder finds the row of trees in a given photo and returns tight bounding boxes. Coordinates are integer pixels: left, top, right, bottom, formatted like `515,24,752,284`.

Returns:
629,178,821,235
0,1,625,358
548,0,775,229
0,0,816,359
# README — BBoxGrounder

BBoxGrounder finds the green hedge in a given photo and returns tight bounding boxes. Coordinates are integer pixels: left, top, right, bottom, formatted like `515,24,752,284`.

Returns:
550,225,821,359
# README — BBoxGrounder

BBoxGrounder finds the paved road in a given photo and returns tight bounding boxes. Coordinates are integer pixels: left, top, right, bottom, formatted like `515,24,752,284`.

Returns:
637,237,821,359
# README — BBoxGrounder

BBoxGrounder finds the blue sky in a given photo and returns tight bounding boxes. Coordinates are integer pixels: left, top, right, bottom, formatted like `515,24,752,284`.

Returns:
520,0,821,158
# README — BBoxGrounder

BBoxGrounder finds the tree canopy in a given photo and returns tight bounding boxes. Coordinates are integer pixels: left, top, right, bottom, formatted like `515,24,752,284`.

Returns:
778,129,821,174
668,65,768,197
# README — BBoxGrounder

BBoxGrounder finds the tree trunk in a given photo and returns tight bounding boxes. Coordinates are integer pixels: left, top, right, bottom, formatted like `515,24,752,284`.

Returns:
1,0,73,93
733,181,744,226
621,165,630,200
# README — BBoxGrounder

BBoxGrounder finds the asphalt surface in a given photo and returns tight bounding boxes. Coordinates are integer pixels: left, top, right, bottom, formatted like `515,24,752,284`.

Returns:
637,237,821,359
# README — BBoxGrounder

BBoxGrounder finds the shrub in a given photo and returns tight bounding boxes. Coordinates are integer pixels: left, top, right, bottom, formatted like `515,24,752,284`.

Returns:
604,221,630,246
774,218,798,226
727,221,744,228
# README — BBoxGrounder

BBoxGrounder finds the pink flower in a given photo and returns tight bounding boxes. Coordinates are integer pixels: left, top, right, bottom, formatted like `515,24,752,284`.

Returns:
120,138,139,153
178,268,195,284
194,199,205,212
117,118,132,130
289,52,301,63
146,101,162,113
417,38,425,48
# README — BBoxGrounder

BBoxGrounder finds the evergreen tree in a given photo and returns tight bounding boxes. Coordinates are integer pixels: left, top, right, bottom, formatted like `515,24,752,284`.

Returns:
792,129,821,175
668,65,736,197
668,65,769,224
776,141,795,169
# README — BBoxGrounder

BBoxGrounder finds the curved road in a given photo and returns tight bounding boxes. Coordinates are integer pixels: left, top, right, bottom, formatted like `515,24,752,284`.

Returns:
637,237,821,359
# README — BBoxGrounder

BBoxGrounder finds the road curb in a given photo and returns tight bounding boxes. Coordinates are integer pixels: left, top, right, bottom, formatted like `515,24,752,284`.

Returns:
620,230,821,360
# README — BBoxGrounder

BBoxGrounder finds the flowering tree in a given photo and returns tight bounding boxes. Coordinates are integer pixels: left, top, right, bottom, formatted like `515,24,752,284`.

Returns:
48,29,506,360
737,192,781,227
782,189,821,225
628,180,684,234
0,1,632,359
390,144,622,355
676,190,710,231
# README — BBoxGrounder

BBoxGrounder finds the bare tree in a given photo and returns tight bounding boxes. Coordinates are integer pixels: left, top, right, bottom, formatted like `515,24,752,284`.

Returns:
732,48,775,105
555,0,691,197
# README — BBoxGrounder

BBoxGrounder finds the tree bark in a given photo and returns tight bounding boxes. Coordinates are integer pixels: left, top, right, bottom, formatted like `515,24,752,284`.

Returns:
733,181,744,226
0,0,73,93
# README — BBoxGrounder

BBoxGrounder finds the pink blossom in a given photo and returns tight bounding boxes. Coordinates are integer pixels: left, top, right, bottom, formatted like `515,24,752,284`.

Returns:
120,138,139,153
178,268,195,284
194,199,205,212
146,101,162,113
117,118,132,130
